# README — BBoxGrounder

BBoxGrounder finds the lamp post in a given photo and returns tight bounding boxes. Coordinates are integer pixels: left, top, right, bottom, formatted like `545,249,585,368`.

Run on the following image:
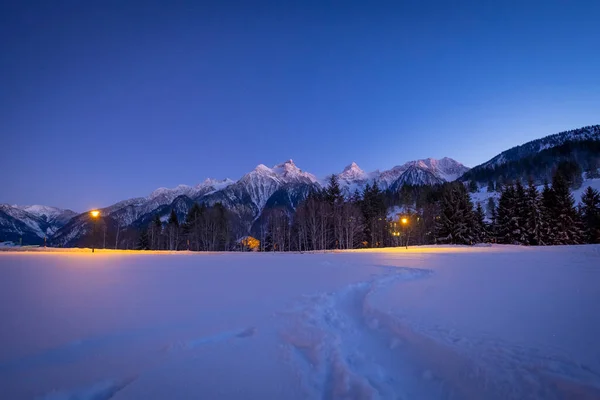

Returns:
401,217,409,249
90,210,100,253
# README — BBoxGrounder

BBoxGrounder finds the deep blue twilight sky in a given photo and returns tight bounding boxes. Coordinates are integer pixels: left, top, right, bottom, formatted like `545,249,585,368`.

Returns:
1,1,599,211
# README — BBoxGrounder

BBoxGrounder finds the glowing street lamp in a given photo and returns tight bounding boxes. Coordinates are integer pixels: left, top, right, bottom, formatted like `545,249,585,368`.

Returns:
401,217,409,249
90,210,100,253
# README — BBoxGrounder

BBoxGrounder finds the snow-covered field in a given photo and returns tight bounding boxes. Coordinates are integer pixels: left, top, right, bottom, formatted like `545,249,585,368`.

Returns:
0,246,599,399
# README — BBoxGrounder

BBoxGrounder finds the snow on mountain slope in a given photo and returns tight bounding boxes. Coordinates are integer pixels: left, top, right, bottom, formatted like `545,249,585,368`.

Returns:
390,165,444,190
14,205,75,221
102,179,236,226
0,205,56,238
338,162,370,183
271,159,318,184
335,158,469,194
11,205,77,232
210,160,317,215
479,125,600,169
0,205,46,239
0,204,78,243
333,162,374,196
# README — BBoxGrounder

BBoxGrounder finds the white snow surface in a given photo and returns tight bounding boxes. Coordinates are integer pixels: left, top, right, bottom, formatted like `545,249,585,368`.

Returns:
0,246,599,399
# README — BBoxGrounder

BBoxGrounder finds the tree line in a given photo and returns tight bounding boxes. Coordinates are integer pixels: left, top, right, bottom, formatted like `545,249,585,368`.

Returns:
136,170,600,251
137,203,233,251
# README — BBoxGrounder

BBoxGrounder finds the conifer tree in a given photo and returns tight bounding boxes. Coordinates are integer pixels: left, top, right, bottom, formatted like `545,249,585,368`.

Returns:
486,197,498,242
580,186,600,244
435,183,476,245
167,209,180,250
524,181,544,245
474,202,488,243
540,183,556,244
361,183,387,247
325,175,343,205
136,230,150,250
497,184,518,244
468,180,478,193
514,180,528,244
150,214,162,250
184,203,203,251
325,175,343,248
549,172,581,244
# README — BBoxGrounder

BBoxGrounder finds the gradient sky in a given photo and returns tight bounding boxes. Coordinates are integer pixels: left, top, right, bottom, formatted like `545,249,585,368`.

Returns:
2,1,599,211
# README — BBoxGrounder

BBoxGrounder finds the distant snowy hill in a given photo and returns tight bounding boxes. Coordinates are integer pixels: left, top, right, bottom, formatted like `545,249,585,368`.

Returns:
480,125,599,169
462,125,600,185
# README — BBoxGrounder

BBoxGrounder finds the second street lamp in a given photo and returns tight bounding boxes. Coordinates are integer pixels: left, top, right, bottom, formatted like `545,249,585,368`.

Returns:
90,210,100,253
401,217,409,249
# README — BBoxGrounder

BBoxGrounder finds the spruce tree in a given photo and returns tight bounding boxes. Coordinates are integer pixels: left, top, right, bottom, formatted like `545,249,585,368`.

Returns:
550,172,582,244
487,197,498,242
540,184,556,244
524,181,544,245
580,186,600,243
167,209,180,250
325,174,343,205
496,184,518,244
487,180,495,193
137,230,150,250
151,214,162,250
184,203,203,251
514,180,528,244
468,180,478,193
361,183,386,247
435,183,476,245
474,202,488,243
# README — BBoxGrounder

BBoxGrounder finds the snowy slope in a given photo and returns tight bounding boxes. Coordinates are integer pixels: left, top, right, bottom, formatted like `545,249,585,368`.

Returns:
389,165,444,189
335,157,469,194
1,246,599,399
480,125,599,169
0,204,76,242
14,205,76,223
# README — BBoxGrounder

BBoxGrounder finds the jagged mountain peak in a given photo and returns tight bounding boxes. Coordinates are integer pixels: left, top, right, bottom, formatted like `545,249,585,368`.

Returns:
253,164,273,173
196,178,234,190
148,185,189,200
338,162,368,182
343,162,361,171
389,165,444,191
12,204,75,219
272,159,298,175
242,160,318,184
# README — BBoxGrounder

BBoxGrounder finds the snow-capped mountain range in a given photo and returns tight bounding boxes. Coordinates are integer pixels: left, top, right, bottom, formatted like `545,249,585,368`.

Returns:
39,157,466,246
